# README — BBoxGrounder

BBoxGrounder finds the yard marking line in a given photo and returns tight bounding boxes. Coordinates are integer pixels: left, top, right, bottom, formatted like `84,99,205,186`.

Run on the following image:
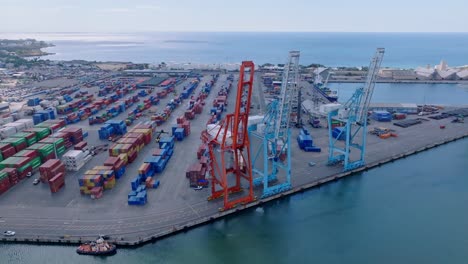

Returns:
186,203,200,218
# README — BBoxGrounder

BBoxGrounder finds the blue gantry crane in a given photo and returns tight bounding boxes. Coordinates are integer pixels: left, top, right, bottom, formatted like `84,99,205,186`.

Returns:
250,51,300,198
327,48,385,171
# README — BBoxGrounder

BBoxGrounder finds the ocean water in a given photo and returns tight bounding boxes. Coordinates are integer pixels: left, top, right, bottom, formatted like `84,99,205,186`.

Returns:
2,32,468,67
329,82,468,106
1,139,467,264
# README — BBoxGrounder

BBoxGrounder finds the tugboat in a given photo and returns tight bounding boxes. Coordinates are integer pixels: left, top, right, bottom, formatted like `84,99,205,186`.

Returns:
76,236,117,256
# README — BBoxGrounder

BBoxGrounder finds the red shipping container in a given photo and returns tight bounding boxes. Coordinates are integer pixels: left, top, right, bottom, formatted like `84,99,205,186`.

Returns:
0,143,12,152
104,157,120,169
41,151,57,163
127,151,138,163
14,141,28,153
14,149,38,159
2,146,17,159
18,165,32,180
49,172,65,193
40,163,65,183
2,168,19,186
0,177,11,195
74,141,88,150
114,160,124,171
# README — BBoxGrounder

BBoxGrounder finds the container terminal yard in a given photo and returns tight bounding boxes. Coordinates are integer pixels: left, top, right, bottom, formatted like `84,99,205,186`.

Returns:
0,49,467,247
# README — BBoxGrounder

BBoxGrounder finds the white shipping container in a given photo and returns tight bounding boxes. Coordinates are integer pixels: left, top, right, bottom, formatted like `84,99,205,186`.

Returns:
52,100,60,107
15,119,34,129
0,126,16,139
4,122,25,132
62,150,86,160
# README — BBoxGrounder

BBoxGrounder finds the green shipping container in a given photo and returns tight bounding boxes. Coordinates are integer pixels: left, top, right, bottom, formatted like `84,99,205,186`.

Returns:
0,171,7,180
0,137,26,147
26,138,37,146
29,157,42,170
17,163,32,173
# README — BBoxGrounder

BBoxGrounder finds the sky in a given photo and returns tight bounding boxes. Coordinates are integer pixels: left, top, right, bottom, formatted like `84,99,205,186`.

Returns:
0,0,467,32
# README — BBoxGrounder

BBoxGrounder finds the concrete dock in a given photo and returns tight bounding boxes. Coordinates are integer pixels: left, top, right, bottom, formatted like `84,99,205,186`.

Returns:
0,73,467,246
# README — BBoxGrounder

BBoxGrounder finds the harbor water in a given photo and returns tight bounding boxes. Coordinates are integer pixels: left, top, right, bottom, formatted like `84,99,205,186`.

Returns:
328,82,468,106
2,32,468,68
1,138,467,264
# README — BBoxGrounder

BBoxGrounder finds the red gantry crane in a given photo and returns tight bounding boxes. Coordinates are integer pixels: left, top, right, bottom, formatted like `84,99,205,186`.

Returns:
203,61,256,211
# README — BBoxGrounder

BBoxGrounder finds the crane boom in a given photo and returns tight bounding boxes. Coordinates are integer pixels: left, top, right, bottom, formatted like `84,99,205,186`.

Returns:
356,48,385,123
275,51,300,138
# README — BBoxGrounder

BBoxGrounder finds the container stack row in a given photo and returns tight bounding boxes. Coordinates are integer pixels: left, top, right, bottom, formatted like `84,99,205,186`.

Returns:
186,159,209,188
39,159,66,193
207,78,232,125
0,120,83,195
171,116,191,141
56,94,94,116
0,119,34,140
62,150,91,171
151,84,188,126
98,120,128,140
297,128,321,152
128,136,175,205
33,108,56,125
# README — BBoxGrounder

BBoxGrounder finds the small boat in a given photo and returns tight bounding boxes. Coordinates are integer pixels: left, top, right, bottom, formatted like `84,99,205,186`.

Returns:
76,237,117,256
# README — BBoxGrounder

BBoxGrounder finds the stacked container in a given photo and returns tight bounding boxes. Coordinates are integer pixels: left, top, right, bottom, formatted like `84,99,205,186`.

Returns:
0,156,32,179
61,127,84,144
0,137,27,153
0,143,16,160
40,137,66,156
0,171,11,195
62,150,90,171
128,185,147,205
78,175,103,197
74,141,88,150
50,132,73,149
186,163,206,187
11,132,37,146
49,172,65,193
23,127,51,141
13,149,41,169
26,143,56,163
85,167,116,190
103,156,126,179
39,159,65,183
2,168,19,186
98,120,127,140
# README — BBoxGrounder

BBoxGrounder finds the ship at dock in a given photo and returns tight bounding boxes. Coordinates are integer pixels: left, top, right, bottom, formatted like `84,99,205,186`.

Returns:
309,68,338,103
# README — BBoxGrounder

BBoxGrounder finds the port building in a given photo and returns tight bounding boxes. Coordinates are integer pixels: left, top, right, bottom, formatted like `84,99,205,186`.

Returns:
368,103,418,114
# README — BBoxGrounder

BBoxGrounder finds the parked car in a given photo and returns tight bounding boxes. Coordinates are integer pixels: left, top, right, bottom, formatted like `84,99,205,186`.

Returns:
193,186,203,191
33,179,40,185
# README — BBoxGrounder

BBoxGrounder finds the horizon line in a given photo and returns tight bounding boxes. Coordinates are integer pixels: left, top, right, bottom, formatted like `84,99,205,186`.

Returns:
1,31,468,34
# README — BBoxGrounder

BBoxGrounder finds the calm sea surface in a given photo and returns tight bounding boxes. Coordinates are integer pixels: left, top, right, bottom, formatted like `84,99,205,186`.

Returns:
1,32,468,67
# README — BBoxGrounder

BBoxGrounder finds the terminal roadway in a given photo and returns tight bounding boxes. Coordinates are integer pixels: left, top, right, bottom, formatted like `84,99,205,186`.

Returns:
0,73,467,244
